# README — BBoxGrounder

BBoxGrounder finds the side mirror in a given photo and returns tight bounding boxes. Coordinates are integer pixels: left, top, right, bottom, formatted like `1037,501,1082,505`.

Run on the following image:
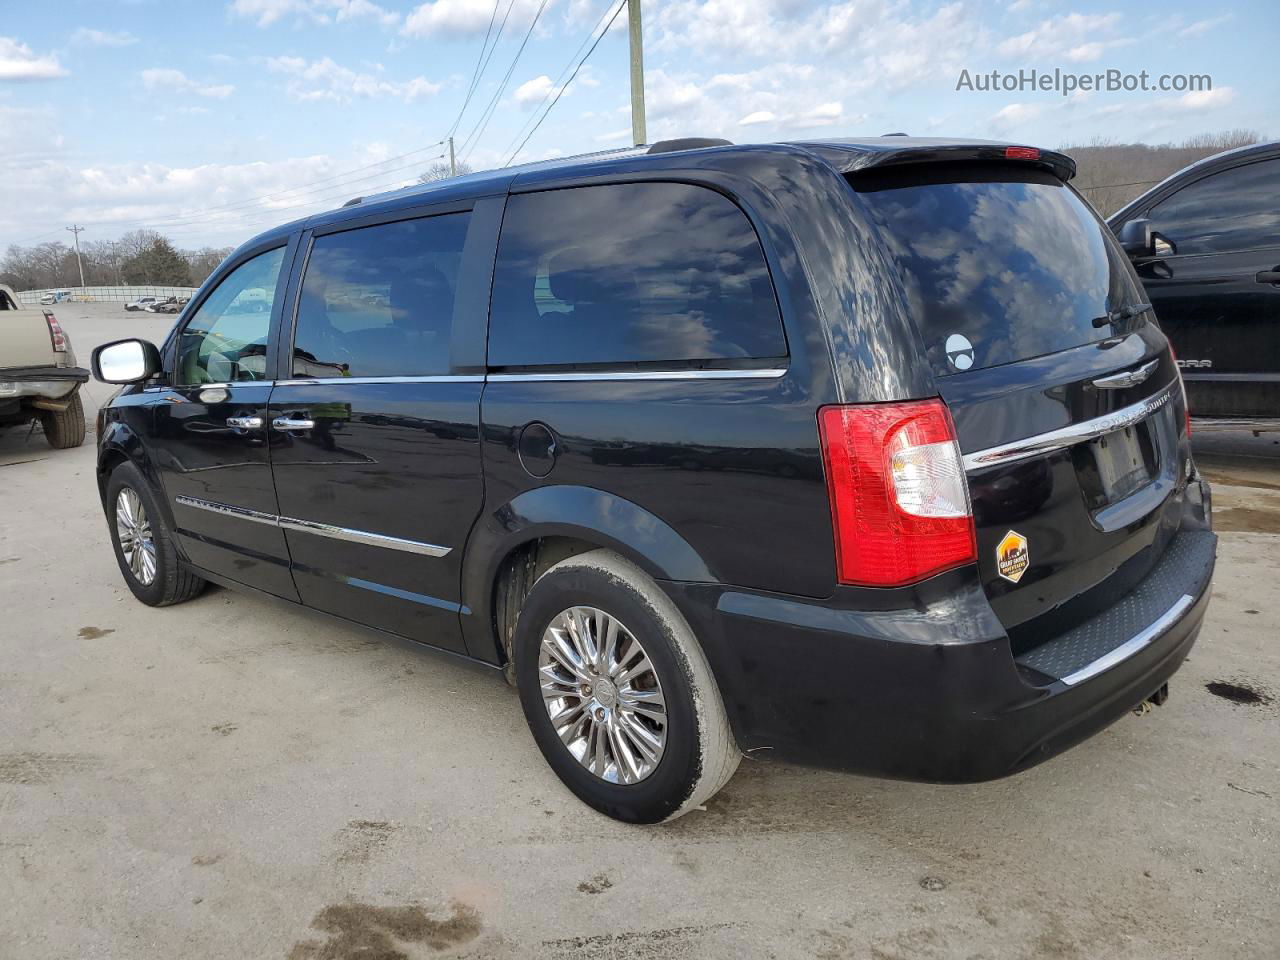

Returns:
92,338,163,384
1116,218,1154,257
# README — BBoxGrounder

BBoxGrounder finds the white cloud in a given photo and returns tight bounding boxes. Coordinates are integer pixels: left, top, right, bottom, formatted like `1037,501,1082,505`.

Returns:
1167,86,1235,110
140,68,235,99
738,110,776,126
71,28,139,47
997,13,1125,62
266,56,441,102
230,0,399,28
1178,15,1232,38
0,36,67,81
990,101,1043,130
514,75,558,107
403,0,541,37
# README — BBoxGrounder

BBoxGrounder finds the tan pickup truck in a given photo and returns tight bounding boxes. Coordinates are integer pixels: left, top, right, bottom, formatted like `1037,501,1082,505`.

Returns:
0,283,88,448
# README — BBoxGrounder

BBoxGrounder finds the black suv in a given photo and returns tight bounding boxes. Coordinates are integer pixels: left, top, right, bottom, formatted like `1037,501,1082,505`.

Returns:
91,137,1216,824
1109,141,1280,428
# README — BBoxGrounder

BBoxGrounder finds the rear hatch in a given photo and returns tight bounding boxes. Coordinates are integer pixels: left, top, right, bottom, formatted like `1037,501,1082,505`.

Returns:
849,161,1193,642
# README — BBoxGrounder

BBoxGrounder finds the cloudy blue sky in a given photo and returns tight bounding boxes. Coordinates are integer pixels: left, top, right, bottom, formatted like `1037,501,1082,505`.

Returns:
1,0,1272,249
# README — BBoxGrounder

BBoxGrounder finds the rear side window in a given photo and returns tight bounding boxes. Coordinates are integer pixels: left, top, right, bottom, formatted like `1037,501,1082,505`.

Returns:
292,212,470,378
1147,158,1280,256
851,163,1146,376
488,182,786,368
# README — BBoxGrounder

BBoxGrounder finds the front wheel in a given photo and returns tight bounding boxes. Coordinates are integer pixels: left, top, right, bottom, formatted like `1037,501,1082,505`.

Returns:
514,549,740,824
105,461,205,606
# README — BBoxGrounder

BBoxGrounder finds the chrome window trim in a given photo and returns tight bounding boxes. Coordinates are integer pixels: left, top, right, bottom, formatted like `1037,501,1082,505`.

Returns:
275,375,485,386
1060,593,1194,686
486,368,788,382
174,495,451,558
962,382,1177,472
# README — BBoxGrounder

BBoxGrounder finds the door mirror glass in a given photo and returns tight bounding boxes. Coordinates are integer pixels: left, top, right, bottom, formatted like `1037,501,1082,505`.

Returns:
1116,218,1154,257
92,338,162,384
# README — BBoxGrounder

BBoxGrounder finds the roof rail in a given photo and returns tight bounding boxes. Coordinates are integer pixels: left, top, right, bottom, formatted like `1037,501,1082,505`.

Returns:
881,132,909,137
342,196,363,207
646,137,732,154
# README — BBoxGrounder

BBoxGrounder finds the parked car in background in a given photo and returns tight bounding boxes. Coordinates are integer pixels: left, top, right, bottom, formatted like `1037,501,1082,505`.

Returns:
1109,141,1280,429
0,282,88,448
39,290,70,305
145,296,184,314
125,296,158,312
91,136,1215,823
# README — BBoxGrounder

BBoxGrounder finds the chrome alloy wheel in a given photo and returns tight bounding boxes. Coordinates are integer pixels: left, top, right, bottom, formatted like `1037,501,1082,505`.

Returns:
115,487,157,586
538,606,667,784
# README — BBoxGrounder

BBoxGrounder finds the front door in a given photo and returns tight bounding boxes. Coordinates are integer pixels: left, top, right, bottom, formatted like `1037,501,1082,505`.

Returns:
266,206,492,652
149,242,299,600
1134,157,1280,418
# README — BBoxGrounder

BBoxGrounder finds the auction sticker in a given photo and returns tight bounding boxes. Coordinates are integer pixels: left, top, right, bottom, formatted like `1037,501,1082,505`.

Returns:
996,530,1029,584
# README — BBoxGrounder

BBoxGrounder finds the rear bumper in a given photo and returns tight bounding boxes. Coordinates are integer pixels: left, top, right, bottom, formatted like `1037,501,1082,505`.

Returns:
663,487,1216,783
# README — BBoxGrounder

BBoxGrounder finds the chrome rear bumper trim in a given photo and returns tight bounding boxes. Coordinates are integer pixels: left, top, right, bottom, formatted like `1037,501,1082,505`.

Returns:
1060,592,1194,686
174,496,451,558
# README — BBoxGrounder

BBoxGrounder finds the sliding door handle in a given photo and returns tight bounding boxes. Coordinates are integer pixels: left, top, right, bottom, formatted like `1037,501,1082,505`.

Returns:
272,416,315,431
1255,269,1280,284
225,416,263,430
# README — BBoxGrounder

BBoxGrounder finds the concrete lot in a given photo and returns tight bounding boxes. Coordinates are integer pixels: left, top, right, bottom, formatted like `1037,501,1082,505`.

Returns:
2,304,1277,959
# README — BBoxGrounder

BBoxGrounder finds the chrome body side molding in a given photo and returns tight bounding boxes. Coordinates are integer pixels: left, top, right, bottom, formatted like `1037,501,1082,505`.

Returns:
174,496,452,558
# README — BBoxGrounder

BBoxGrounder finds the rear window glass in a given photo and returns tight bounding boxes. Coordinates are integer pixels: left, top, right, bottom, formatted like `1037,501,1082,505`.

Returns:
488,182,786,369
851,163,1146,376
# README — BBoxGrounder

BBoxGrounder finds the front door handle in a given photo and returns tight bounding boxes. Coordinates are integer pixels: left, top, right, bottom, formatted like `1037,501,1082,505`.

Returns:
272,416,315,431
1255,269,1280,284
225,415,263,430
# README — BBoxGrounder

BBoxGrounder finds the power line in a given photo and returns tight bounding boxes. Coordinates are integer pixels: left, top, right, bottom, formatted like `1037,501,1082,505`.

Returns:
500,0,616,162
1078,178,1163,191
457,0,553,163
506,0,626,167
447,0,504,139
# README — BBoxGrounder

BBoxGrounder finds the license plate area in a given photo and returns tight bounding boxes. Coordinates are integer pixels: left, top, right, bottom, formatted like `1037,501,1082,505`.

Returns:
1073,421,1158,510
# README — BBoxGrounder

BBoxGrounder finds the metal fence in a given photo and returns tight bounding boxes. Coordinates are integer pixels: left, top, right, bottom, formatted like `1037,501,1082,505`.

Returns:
16,285,201,306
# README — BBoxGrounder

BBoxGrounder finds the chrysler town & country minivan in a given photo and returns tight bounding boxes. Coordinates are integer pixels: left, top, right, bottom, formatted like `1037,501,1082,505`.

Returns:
91,137,1216,823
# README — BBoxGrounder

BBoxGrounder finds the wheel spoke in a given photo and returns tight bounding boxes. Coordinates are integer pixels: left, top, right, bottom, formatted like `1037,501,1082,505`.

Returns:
537,604,667,785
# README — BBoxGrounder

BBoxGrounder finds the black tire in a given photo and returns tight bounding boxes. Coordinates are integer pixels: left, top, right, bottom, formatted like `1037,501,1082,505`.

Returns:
41,392,86,449
514,549,739,824
105,461,205,607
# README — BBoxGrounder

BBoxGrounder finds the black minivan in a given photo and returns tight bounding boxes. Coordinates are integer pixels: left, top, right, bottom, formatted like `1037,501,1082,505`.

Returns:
92,137,1216,824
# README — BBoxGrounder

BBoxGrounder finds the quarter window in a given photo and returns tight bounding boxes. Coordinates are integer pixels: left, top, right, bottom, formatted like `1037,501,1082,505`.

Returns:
1147,159,1280,256
176,247,284,385
292,213,470,378
488,182,786,368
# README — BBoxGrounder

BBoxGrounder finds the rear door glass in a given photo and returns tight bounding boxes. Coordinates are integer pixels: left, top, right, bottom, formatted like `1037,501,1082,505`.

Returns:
488,182,786,368
850,163,1146,377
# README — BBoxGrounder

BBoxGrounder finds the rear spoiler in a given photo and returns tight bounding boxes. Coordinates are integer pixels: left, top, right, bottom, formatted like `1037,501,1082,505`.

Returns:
823,143,1076,183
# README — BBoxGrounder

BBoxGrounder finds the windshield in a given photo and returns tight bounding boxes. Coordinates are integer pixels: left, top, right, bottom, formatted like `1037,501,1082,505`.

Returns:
850,163,1146,376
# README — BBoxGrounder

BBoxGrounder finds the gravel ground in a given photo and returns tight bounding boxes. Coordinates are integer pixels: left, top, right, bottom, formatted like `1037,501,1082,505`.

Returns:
1,303,1277,959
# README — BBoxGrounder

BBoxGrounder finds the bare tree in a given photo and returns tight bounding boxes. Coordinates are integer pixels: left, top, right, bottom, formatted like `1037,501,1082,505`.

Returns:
418,160,473,183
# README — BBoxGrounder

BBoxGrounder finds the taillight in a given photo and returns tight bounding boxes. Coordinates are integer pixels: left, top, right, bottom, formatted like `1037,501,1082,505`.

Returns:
1005,146,1040,160
44,311,67,352
818,399,976,587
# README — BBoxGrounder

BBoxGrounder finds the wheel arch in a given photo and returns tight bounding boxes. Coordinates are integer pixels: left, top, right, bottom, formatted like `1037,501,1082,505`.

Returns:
459,485,716,668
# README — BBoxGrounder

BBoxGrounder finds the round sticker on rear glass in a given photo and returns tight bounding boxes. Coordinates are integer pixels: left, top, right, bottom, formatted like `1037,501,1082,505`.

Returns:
945,334,974,371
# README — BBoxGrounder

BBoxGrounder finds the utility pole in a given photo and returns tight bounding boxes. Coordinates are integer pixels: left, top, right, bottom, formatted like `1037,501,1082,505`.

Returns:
448,136,456,177
108,241,121,286
628,0,647,146
66,225,87,293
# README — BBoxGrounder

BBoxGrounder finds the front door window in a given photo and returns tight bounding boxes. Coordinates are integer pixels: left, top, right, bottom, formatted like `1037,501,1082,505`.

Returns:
177,247,285,385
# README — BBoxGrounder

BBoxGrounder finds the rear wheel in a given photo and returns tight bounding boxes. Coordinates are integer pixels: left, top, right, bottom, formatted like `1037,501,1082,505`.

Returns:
105,461,205,606
514,549,739,823
41,392,85,449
